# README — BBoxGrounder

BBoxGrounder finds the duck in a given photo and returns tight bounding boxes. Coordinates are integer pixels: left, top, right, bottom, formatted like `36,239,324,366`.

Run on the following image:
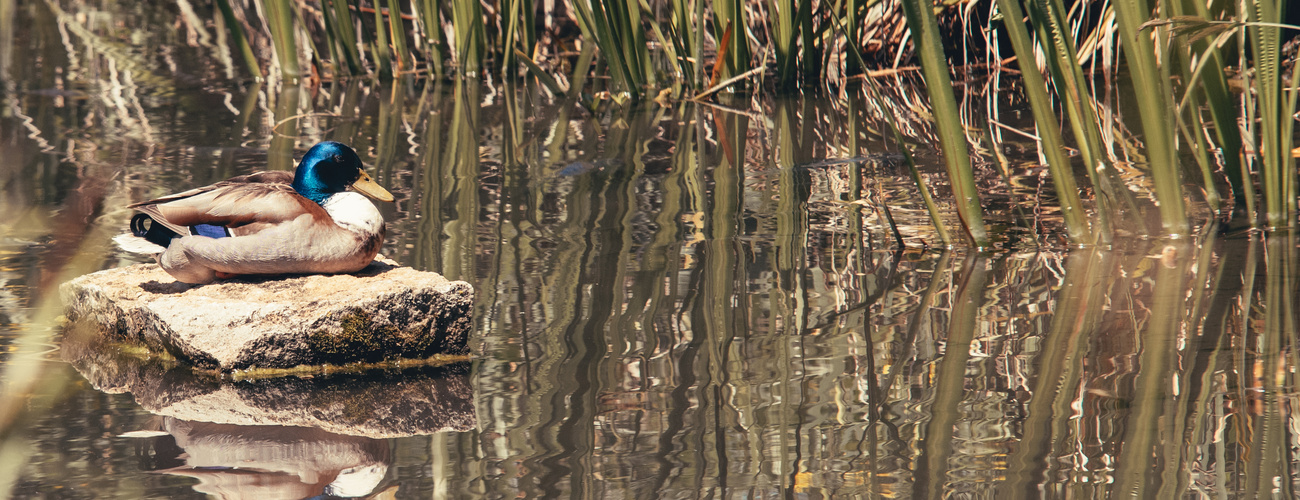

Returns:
122,141,395,284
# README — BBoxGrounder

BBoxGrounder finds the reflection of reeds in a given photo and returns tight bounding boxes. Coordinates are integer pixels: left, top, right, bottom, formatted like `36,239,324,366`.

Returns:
915,254,986,500
416,78,1300,490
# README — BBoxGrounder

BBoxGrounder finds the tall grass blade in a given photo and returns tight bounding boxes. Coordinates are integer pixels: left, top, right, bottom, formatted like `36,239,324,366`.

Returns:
797,0,817,83
621,0,653,88
372,1,393,76
829,10,951,245
994,0,1094,245
386,0,412,73
414,0,448,78
568,42,597,105
645,13,684,84
262,0,300,79
501,0,523,78
327,0,363,75
451,0,486,75
898,0,988,247
1113,0,1189,236
1165,13,1243,210
666,0,699,87
843,0,864,77
1155,16,1223,214
571,0,639,95
514,48,567,96
694,0,705,87
318,0,346,75
1284,47,1300,226
214,0,263,78
1028,0,1135,238
711,0,750,83
1245,2,1300,227
768,0,797,89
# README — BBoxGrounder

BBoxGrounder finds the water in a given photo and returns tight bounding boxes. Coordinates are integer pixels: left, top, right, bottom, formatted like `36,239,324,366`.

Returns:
3,1,1299,498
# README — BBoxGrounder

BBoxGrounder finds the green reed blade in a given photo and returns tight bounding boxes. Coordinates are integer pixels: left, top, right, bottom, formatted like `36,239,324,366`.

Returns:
451,0,485,75
899,0,988,247
1245,1,1300,227
624,0,653,88
514,48,566,97
502,0,521,78
1175,105,1222,213
570,0,645,96
711,0,750,84
1284,43,1300,225
1159,17,1235,216
844,0,863,77
693,0,704,87
318,0,343,73
262,0,300,79
386,0,411,73
980,124,1041,248
1028,0,1135,239
371,0,392,76
1168,15,1245,209
213,0,262,78
502,0,537,80
797,0,817,82
670,0,697,87
767,0,797,89
994,0,1093,245
324,0,362,75
646,12,683,82
827,10,951,246
568,42,596,105
413,0,447,78
1113,0,1189,236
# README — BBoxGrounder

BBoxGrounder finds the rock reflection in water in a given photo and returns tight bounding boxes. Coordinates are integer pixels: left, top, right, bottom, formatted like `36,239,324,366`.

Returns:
61,330,475,438
138,418,391,499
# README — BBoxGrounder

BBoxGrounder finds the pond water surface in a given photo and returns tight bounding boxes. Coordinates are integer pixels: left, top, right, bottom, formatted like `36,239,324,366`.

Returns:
2,1,1299,499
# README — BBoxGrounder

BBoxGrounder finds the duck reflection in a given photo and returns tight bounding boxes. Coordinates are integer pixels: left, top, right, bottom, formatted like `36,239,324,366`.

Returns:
137,417,391,499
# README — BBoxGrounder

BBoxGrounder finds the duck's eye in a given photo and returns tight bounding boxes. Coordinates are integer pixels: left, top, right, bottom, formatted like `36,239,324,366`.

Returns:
333,154,345,163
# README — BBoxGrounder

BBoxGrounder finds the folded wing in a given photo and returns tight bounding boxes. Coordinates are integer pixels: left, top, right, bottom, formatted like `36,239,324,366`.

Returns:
130,180,327,236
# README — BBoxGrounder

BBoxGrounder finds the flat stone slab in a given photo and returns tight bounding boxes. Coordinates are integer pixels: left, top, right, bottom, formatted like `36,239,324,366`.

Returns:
60,259,473,371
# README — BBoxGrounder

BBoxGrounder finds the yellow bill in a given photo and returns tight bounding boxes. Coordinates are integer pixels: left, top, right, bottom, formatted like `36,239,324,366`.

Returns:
351,171,395,202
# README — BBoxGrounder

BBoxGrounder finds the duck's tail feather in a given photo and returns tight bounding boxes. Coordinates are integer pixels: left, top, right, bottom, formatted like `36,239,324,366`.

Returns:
113,233,167,256
130,213,180,248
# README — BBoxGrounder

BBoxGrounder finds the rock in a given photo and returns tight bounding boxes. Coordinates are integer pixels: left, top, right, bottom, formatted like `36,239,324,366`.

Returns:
60,258,474,371
62,330,475,438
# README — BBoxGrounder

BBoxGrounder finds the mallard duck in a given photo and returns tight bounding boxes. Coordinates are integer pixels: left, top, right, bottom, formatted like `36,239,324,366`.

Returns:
123,141,394,284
